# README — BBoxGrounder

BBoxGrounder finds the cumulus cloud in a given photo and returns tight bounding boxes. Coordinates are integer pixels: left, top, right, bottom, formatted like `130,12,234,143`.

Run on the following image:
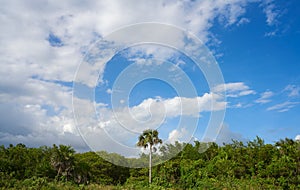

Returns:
0,0,281,151
295,135,300,141
167,128,189,144
92,93,227,135
73,80,256,156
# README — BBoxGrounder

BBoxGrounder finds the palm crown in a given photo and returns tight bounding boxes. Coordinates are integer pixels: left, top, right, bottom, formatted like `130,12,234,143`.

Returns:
137,129,162,149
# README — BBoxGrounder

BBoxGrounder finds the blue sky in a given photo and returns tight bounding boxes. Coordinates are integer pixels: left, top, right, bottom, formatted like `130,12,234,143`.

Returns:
0,0,300,157
213,1,300,143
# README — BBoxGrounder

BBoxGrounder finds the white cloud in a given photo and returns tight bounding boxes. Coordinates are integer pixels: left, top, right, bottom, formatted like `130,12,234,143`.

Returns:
106,88,112,94
230,102,243,108
260,0,283,37
255,90,274,104
284,85,300,97
124,47,175,67
265,31,277,37
98,93,227,134
267,101,300,112
215,124,246,144
213,82,256,97
167,128,189,144
261,0,280,26
295,135,300,141
69,92,227,156
0,0,279,151
0,0,267,84
237,17,250,26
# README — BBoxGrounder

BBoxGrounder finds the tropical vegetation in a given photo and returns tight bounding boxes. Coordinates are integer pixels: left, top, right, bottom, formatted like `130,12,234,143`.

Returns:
0,137,299,189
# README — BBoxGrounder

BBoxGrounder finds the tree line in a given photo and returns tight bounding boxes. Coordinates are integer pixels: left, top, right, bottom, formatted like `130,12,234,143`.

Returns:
0,137,299,189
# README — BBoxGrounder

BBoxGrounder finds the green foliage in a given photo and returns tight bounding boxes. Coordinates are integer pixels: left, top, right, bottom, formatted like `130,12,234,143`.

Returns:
0,137,299,189
50,144,76,181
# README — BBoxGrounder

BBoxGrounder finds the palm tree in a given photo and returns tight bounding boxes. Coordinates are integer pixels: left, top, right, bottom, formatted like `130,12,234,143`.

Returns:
137,129,162,184
50,144,75,181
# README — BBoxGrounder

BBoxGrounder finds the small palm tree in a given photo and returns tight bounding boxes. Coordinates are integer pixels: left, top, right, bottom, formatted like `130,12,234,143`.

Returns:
137,129,162,184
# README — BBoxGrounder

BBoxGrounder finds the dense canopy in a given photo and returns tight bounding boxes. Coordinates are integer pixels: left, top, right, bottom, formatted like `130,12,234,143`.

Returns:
0,137,299,189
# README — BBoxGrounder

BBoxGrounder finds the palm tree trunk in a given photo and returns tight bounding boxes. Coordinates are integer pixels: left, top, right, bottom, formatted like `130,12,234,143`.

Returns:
56,167,61,181
149,145,152,184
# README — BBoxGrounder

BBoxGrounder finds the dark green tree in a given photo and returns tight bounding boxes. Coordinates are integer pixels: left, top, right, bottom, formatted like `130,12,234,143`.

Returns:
50,144,75,181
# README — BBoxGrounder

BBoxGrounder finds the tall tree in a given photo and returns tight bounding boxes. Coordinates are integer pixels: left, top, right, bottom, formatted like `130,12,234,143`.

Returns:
137,129,162,184
50,144,75,181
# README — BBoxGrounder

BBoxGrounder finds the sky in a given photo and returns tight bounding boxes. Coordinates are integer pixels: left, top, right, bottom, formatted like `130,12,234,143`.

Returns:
1,0,300,158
